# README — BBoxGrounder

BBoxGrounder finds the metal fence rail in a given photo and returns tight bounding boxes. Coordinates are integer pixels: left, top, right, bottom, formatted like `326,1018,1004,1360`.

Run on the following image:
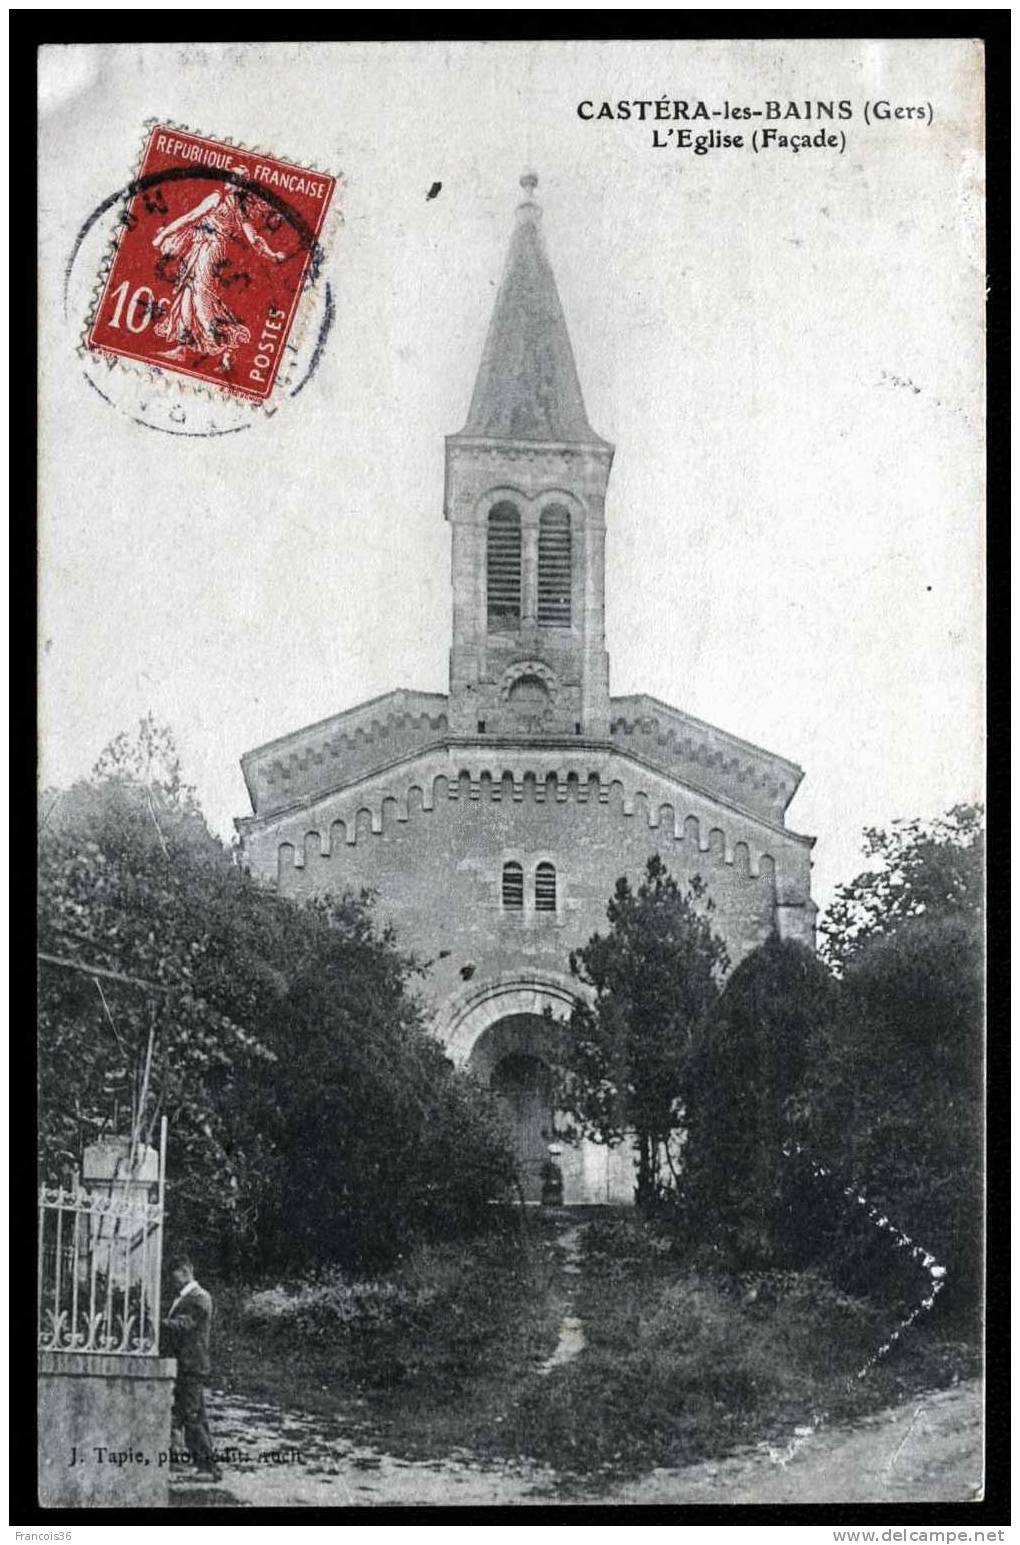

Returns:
38,1121,167,1357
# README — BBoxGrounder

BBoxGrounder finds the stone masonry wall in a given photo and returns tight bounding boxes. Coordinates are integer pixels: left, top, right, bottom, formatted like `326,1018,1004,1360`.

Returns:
37,1353,177,1508
267,774,786,1027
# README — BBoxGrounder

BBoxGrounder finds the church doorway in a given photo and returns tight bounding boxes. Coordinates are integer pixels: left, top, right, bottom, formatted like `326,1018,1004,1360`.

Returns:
450,985,636,1206
489,1050,556,1201
469,1014,558,1202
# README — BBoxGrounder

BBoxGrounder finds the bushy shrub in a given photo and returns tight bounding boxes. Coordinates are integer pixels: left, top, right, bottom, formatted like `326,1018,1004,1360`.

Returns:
233,1225,541,1391
799,912,983,1326
680,935,839,1267
675,856,982,1332
244,918,518,1273
244,1274,420,1336
808,806,984,1328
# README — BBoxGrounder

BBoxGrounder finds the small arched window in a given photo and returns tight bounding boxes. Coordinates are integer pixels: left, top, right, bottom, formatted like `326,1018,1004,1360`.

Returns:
534,862,557,912
487,503,522,629
502,861,524,910
538,506,571,627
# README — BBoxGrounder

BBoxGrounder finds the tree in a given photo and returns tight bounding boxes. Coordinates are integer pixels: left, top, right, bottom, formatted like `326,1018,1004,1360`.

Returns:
89,712,203,812
819,803,983,973
682,935,839,1265
241,891,518,1271
557,856,730,1209
37,721,278,1242
796,911,984,1319
803,805,984,1321
38,719,519,1273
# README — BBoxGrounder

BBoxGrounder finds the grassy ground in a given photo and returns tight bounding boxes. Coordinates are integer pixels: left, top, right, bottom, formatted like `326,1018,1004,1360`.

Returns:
490,1215,979,1482
210,1212,564,1455
210,1211,979,1485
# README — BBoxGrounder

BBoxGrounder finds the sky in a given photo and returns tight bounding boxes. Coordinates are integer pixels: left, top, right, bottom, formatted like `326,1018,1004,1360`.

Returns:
38,40,985,916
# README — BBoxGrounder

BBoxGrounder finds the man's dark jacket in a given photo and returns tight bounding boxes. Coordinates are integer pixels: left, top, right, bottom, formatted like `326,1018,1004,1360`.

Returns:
165,1285,213,1376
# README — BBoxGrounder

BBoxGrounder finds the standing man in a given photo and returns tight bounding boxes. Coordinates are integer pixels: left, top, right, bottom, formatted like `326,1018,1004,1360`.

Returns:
164,1253,221,1482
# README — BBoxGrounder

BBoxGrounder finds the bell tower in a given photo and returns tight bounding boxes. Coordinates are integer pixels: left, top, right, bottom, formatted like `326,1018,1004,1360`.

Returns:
444,174,614,742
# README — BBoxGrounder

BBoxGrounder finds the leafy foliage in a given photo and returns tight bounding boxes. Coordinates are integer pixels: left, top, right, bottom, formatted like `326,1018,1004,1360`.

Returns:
819,803,984,973
790,806,983,1322
557,856,729,1207
213,1222,562,1443
38,719,517,1274
214,1214,976,1482
501,1217,969,1480
244,894,517,1271
682,935,840,1266
795,910,983,1322
38,721,272,1212
578,807,984,1328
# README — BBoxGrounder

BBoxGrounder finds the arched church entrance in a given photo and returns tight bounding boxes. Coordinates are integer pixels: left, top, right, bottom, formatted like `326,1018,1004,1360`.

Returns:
437,977,635,1206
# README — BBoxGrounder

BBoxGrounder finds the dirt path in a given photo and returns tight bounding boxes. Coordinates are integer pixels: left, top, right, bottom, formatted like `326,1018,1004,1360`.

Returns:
612,1382,983,1504
170,1379,982,1507
536,1223,586,1376
171,1390,558,1506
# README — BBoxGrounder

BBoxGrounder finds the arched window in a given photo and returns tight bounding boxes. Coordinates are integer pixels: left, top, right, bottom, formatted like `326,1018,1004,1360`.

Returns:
487,503,521,629
538,506,571,627
502,861,524,910
534,862,557,912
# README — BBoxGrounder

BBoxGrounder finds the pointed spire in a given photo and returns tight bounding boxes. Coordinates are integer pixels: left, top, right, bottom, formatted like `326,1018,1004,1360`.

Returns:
458,173,605,445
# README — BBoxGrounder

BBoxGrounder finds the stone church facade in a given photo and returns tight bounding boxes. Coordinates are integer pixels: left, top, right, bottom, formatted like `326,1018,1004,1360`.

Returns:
237,175,816,1203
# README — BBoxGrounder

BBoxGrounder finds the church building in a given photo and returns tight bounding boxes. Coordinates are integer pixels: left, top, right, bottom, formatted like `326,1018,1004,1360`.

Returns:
237,174,816,1203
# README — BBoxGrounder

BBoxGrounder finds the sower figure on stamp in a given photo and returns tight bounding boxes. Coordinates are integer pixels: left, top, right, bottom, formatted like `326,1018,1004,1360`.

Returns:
164,1253,221,1481
151,166,286,375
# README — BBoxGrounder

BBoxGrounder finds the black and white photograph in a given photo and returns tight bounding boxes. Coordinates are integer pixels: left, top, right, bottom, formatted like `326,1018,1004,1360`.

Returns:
32,30,994,1524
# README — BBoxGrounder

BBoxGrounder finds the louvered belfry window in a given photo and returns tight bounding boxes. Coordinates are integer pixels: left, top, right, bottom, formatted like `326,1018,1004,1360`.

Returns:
502,861,524,910
538,507,571,627
535,862,557,912
487,504,522,629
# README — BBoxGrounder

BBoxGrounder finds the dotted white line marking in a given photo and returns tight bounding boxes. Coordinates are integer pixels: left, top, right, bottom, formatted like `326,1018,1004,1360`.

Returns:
766,1143,948,1467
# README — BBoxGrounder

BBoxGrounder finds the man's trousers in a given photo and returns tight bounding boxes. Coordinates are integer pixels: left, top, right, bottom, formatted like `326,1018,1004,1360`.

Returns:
172,1374,214,1468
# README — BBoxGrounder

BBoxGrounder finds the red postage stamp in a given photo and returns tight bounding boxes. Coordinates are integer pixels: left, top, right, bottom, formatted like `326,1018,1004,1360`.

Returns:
85,125,338,404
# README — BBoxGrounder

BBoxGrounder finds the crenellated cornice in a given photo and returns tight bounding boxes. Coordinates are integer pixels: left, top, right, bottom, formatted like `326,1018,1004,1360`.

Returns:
609,694,804,818
239,686,805,828
240,689,449,816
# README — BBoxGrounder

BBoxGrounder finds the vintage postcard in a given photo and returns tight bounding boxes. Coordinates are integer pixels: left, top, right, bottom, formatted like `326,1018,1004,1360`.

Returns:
35,35,989,1520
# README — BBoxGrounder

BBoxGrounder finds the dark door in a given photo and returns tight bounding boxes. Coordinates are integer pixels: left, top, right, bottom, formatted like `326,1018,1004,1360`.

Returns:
490,1053,555,1201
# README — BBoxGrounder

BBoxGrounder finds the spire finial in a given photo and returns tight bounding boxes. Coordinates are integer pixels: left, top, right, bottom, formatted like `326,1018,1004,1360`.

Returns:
516,170,541,224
